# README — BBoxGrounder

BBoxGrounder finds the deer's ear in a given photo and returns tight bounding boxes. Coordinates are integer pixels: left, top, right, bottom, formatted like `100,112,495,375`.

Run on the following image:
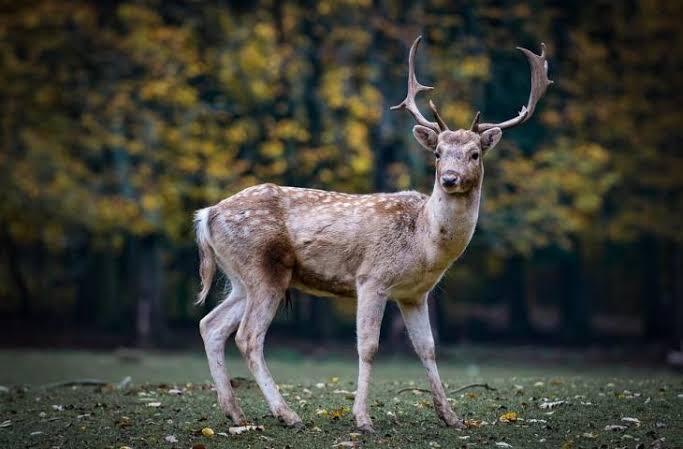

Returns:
412,125,439,151
480,127,502,154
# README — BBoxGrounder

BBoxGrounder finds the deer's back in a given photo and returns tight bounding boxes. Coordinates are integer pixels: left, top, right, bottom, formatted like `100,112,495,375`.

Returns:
208,183,429,298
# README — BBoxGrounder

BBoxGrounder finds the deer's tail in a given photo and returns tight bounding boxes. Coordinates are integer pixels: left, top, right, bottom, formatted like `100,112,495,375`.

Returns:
194,207,216,305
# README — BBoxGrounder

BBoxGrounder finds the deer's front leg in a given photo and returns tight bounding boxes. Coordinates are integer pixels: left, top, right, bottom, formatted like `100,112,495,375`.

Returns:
399,297,464,428
353,283,387,433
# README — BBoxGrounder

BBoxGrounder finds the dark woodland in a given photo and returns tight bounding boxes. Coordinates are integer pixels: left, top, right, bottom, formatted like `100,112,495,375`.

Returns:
1,0,681,354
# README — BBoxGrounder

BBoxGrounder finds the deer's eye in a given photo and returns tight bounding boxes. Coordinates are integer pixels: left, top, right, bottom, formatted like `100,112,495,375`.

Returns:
434,151,441,159
471,152,479,161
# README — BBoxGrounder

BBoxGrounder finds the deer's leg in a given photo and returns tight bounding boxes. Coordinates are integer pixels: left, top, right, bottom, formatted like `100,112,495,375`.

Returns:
235,286,302,427
199,282,247,424
398,298,464,428
352,284,387,433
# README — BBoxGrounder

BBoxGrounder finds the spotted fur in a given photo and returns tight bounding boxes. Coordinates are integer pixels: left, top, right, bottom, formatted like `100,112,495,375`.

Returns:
195,126,502,431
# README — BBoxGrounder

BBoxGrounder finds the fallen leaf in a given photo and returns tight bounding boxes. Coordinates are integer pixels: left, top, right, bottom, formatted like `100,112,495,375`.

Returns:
539,400,565,409
164,435,178,443
146,402,162,407
0,420,11,428
604,424,627,431
0,386,9,393
332,442,356,448
228,425,264,435
621,417,641,427
464,419,482,428
495,442,513,448
167,389,182,395
30,431,43,436
328,406,351,419
201,427,214,437
333,389,355,396
581,432,597,438
499,411,519,423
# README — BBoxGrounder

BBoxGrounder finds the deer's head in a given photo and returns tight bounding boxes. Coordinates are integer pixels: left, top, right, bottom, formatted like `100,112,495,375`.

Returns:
392,36,553,195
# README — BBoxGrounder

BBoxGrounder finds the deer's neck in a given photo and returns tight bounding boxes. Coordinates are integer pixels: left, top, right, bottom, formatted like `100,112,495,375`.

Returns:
421,177,482,263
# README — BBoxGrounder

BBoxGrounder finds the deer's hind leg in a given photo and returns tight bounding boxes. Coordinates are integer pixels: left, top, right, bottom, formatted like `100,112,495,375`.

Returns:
235,272,303,427
200,278,247,424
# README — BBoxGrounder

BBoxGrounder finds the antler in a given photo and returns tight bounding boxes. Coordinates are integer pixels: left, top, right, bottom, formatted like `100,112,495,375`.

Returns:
473,43,553,132
391,36,447,133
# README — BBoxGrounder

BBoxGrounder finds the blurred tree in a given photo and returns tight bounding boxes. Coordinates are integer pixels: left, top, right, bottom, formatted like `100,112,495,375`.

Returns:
0,0,679,348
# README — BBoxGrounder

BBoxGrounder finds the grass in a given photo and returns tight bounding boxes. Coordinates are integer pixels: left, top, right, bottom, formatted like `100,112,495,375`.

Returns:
0,348,680,449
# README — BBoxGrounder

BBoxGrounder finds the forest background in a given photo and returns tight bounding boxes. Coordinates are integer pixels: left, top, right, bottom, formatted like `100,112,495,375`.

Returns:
1,0,681,356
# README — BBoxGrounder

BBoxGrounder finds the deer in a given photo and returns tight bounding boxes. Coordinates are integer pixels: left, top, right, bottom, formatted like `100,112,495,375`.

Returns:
195,36,552,432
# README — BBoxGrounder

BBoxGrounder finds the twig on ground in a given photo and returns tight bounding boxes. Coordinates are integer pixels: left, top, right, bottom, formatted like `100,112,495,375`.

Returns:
396,387,432,395
42,376,132,390
450,383,497,394
43,379,108,389
397,382,496,395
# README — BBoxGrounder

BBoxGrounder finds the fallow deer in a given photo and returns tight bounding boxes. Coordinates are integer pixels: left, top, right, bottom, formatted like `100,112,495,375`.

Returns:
196,36,552,431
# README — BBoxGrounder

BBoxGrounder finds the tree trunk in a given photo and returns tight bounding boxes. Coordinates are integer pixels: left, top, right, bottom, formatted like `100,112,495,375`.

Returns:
0,222,32,318
671,242,682,350
505,254,532,339
559,245,590,343
136,235,165,347
640,237,666,340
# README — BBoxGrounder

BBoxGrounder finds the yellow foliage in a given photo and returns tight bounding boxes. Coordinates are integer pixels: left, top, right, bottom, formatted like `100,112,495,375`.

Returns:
460,55,490,80
261,140,285,158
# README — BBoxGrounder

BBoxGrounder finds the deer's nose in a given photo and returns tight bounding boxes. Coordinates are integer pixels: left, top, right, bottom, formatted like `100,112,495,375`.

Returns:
441,171,461,188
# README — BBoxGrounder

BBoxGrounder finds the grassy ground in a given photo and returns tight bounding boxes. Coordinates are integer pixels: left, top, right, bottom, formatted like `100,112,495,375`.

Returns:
0,348,680,449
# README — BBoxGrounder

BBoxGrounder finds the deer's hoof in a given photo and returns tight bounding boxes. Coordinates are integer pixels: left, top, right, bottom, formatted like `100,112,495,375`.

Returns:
226,409,247,426
278,411,303,428
444,416,465,429
357,422,376,434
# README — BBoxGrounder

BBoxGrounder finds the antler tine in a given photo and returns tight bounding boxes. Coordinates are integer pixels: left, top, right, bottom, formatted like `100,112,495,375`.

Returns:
390,36,441,133
429,99,449,131
476,43,553,132
469,111,481,131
